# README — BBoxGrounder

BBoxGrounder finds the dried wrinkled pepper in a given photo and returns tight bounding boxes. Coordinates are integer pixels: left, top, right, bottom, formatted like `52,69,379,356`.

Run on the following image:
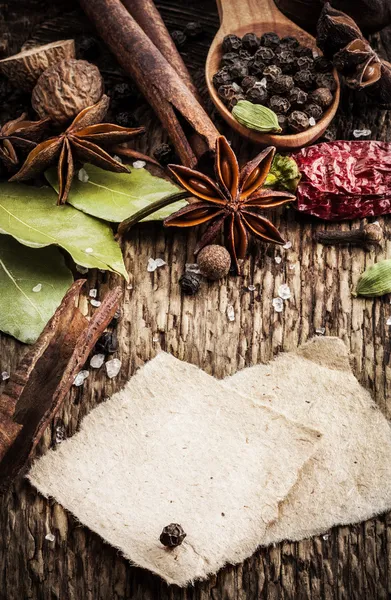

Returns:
293,140,391,220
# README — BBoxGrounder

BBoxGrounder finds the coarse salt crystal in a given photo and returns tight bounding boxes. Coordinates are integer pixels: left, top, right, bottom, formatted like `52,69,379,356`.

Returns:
45,533,55,542
113,154,123,163
90,353,105,369
272,297,284,313
90,299,101,308
78,168,89,183
353,129,371,138
289,264,296,270
275,256,282,264
152,335,159,343
185,263,201,274
260,77,267,87
247,284,256,292
309,117,316,126
127,284,133,290
73,370,89,387
387,317,391,326
283,241,292,250
32,283,42,293
227,305,235,322
278,283,291,300
147,257,166,272
105,358,122,379
85,248,94,254
1,371,10,381
89,289,97,298
133,160,146,169
316,327,326,335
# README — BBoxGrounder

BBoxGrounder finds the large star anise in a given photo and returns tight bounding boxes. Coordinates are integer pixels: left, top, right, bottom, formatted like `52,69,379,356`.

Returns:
10,95,145,204
164,136,295,273
0,113,50,170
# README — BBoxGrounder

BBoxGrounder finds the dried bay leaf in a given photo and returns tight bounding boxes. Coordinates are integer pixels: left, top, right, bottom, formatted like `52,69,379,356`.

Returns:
0,235,73,344
45,164,186,223
0,183,127,279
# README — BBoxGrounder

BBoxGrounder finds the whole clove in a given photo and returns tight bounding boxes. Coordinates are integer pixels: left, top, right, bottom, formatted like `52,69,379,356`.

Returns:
179,272,201,295
315,223,382,249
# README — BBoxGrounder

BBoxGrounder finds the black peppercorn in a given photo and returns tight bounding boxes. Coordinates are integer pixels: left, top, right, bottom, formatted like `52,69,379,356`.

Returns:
260,32,280,48
248,57,266,77
276,50,296,74
288,110,310,132
95,331,118,355
277,113,288,133
185,21,203,39
160,524,187,548
221,52,240,67
269,95,291,114
179,272,201,295
227,93,246,110
153,143,177,166
295,45,314,58
222,34,242,53
296,56,314,71
115,111,136,128
238,49,252,61
314,56,333,73
255,46,275,64
289,86,308,107
263,64,282,83
280,36,299,49
110,81,137,110
242,32,260,52
272,74,294,94
303,103,323,120
315,73,337,92
229,60,249,80
246,84,268,104
310,87,333,108
241,75,258,90
213,67,232,88
218,83,243,104
294,69,314,90
171,30,187,48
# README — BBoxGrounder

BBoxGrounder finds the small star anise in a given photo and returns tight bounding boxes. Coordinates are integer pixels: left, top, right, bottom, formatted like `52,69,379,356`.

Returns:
10,95,145,204
0,113,50,170
164,136,295,273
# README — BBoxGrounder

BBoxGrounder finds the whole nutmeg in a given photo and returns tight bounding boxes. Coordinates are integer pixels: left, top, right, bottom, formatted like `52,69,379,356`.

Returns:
197,245,231,280
32,58,104,123
160,523,186,548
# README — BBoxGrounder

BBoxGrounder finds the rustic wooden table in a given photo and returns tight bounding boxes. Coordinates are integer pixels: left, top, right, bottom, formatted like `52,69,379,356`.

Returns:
1,1,391,598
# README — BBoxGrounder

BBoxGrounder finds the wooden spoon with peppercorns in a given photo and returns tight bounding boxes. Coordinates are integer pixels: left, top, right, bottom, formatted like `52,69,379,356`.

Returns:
205,0,340,149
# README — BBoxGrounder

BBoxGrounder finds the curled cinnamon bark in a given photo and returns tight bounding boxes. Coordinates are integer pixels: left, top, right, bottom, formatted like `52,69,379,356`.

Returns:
79,0,219,168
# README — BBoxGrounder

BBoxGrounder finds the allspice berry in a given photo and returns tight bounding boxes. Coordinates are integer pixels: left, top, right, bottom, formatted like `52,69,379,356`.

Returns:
197,245,231,280
160,523,186,548
32,58,104,123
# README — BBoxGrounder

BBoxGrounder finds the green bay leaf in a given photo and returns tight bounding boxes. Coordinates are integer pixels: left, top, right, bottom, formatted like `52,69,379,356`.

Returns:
0,235,73,344
45,164,186,223
0,183,127,279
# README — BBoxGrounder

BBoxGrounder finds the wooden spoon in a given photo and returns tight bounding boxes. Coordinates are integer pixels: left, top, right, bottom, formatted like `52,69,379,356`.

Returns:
206,0,340,149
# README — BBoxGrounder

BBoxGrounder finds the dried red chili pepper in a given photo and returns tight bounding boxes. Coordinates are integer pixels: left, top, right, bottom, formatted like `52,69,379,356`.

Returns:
294,140,391,220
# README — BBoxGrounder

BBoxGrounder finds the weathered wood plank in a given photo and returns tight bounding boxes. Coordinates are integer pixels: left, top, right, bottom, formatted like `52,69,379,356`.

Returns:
1,1,391,599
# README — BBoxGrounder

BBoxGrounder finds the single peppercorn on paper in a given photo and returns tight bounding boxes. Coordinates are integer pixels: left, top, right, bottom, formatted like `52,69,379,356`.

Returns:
225,337,391,545
28,352,321,586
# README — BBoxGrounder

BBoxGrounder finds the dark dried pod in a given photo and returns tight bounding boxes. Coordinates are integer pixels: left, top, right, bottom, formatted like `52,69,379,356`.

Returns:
269,95,291,114
288,110,310,132
313,56,333,73
242,32,260,52
260,32,280,48
185,21,203,38
179,272,201,295
221,52,240,67
171,30,187,48
263,64,282,82
153,143,177,166
95,331,118,355
246,84,268,104
289,86,308,106
317,2,363,58
295,45,314,58
333,39,374,73
212,67,232,88
272,74,294,94
315,72,337,92
365,63,391,108
222,34,242,53
160,523,187,548
310,87,333,107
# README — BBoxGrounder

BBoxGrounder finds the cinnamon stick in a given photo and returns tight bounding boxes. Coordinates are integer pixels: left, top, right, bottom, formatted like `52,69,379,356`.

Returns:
78,0,219,168
0,281,121,493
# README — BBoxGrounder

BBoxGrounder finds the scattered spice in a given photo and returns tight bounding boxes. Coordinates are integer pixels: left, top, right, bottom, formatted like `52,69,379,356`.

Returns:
353,259,391,297
164,136,294,274
0,113,49,170
160,523,186,548
147,257,167,272
90,354,105,369
95,331,118,354
278,283,291,300
10,95,144,204
272,297,284,312
315,223,382,249
227,305,235,321
197,245,231,280
294,141,391,220
179,272,201,295
213,31,336,134
232,100,281,133
73,370,89,387
105,358,122,378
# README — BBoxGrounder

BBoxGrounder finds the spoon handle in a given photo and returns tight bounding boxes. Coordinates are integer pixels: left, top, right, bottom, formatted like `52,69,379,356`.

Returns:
216,0,292,32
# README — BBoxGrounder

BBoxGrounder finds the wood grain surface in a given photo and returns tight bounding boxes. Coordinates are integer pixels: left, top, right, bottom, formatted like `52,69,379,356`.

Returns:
1,1,391,598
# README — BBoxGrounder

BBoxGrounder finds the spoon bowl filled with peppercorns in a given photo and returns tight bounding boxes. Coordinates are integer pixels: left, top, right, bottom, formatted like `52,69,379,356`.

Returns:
206,0,340,148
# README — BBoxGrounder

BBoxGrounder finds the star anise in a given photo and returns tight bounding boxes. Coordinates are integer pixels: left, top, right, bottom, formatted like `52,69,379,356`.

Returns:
0,113,50,170
164,136,295,273
10,95,145,204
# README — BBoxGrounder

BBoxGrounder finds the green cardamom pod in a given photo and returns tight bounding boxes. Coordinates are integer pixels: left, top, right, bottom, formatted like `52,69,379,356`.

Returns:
232,100,282,133
353,259,391,297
